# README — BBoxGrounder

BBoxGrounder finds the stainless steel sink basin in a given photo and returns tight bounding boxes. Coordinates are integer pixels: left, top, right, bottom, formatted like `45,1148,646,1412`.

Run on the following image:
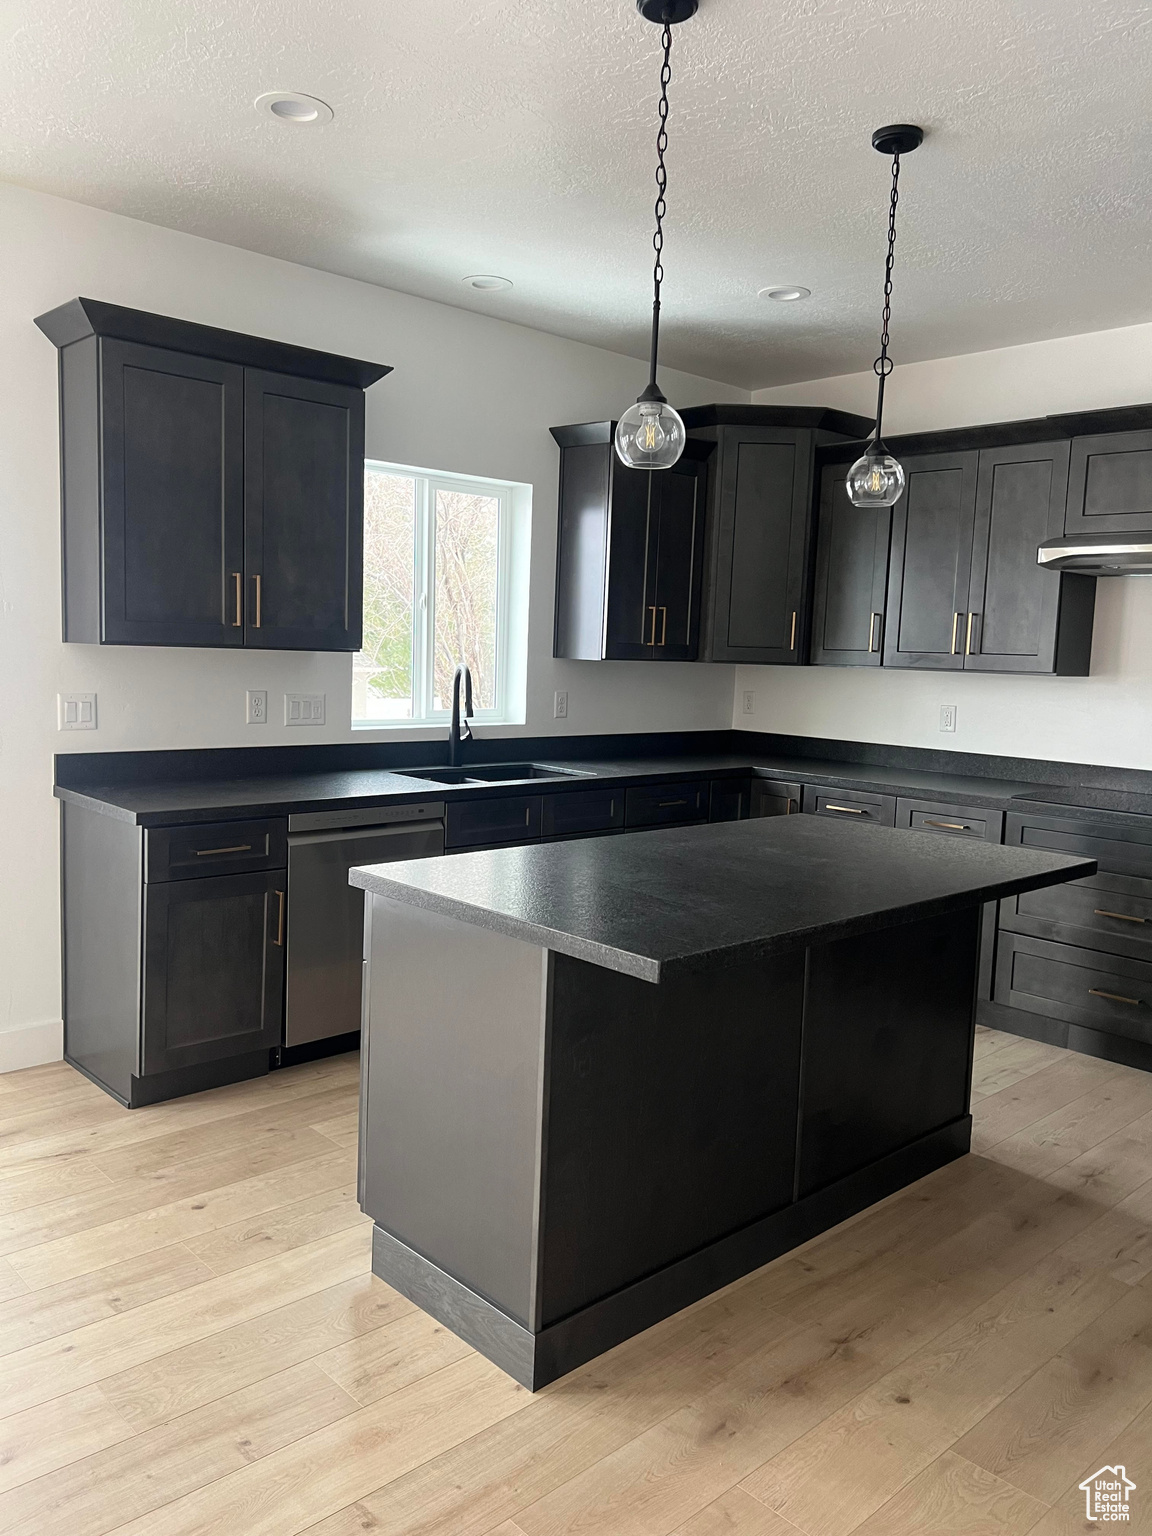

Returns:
403,763,594,786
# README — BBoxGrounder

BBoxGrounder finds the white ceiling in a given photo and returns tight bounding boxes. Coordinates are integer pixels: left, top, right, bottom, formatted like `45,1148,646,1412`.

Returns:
2,0,1151,390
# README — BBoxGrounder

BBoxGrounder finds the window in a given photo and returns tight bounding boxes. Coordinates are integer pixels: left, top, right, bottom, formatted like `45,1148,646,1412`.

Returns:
353,462,529,727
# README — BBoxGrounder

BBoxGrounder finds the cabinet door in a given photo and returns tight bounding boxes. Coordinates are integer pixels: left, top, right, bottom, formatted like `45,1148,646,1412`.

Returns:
142,871,285,1076
711,429,812,664
811,461,890,667
1065,430,1152,536
965,442,1071,673
99,340,244,647
650,457,706,659
603,463,657,660
884,450,978,670
244,369,364,651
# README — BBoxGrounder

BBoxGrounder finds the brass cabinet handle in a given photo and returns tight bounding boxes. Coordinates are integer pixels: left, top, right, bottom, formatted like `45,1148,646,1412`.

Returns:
659,799,688,808
786,798,796,814
924,820,970,832
951,611,963,655
789,610,798,651
1094,909,1148,925
966,611,978,656
274,889,285,946
1089,988,1142,1006
252,574,262,629
194,843,253,857
659,606,667,645
232,572,242,627
646,605,657,645
868,612,882,653
824,803,867,815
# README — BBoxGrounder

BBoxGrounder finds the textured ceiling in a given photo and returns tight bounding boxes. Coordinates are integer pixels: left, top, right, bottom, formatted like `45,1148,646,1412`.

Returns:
2,0,1151,389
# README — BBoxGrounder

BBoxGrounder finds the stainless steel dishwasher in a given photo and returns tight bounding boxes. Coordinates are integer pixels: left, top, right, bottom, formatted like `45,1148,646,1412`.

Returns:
285,802,445,1047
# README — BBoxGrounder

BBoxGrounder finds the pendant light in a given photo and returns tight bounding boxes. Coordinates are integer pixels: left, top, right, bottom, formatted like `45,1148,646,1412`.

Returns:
614,0,697,471
846,124,924,508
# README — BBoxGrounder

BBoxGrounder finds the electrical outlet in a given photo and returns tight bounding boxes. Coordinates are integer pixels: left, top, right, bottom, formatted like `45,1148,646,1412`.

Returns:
554,690,568,720
742,689,755,716
285,692,325,726
246,689,268,725
58,692,97,730
940,704,957,733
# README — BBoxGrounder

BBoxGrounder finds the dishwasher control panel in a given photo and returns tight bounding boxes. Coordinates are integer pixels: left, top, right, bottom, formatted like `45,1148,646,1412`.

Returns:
288,802,445,833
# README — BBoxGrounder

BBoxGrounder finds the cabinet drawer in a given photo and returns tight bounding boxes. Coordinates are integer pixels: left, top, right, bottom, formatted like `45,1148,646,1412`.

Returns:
1006,810,1152,881
1001,868,1152,962
896,798,1003,842
146,819,287,882
624,781,709,829
542,787,625,839
709,778,753,823
750,779,802,818
446,795,542,849
995,932,1152,1045
804,787,896,827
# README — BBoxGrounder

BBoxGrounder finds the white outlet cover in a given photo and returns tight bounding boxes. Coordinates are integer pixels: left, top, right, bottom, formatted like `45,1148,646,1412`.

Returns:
742,689,755,715
554,690,568,719
58,692,97,730
940,704,957,733
285,692,325,726
246,689,268,725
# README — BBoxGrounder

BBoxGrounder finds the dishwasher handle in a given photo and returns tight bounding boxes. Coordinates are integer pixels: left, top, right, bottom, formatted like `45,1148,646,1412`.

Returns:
287,821,445,848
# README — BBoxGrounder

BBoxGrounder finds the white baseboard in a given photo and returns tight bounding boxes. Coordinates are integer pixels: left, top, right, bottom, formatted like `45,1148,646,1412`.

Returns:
0,1019,64,1074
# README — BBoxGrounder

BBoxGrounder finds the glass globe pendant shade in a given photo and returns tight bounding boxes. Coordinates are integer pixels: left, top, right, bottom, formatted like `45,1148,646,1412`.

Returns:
846,442,906,508
614,398,687,470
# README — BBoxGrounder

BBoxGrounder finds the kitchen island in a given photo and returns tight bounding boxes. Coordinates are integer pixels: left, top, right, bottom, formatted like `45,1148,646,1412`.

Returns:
351,815,1093,1389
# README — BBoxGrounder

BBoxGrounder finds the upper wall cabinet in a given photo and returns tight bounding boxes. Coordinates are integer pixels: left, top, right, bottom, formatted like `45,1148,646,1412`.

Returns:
684,407,871,666
813,438,1096,676
1063,430,1152,537
35,299,389,650
550,423,709,661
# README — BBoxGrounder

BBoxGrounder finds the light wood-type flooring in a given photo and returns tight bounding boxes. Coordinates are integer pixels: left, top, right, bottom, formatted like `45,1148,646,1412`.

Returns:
2,1028,1152,1534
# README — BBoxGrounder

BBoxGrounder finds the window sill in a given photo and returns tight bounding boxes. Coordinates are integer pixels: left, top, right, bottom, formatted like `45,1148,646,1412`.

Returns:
351,716,524,733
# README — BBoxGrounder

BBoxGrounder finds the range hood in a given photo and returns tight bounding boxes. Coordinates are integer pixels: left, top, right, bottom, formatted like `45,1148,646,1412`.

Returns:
1037,535,1152,575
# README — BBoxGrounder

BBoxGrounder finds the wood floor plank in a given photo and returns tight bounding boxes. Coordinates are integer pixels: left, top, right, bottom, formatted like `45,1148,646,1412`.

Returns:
0,1360,361,1536
0,1385,135,1496
1020,1395,1151,1534
314,1305,472,1406
1049,1106,1152,1208
0,1224,371,1420
0,1253,27,1300
1053,1175,1152,1287
673,1486,801,1535
99,1272,413,1430
986,1071,1152,1179
970,1036,1068,1100
184,1184,367,1275
851,1449,1049,1536
971,1055,1125,1154
308,1113,359,1149
0,1155,115,1218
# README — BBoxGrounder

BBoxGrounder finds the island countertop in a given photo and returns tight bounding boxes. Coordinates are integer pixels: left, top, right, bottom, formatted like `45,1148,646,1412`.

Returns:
349,815,1095,982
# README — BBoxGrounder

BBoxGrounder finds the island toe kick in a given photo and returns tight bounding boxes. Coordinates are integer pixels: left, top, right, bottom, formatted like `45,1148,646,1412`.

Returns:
358,894,980,1390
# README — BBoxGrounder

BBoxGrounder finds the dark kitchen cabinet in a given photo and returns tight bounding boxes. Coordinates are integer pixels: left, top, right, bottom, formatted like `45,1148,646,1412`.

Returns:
35,298,388,649
446,794,543,849
624,780,709,828
142,870,285,1076
1064,429,1152,536
884,450,979,670
551,423,708,661
811,462,891,667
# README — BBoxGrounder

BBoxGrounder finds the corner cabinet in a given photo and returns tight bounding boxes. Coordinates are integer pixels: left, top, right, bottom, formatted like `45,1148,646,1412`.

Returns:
35,298,389,650
813,438,1096,676
550,423,708,661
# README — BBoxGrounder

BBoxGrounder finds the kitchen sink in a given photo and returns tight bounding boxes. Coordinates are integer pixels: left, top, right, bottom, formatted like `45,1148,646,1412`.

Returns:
403,763,595,786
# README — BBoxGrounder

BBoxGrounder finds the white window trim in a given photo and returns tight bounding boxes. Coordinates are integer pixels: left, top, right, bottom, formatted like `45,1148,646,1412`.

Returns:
353,460,529,731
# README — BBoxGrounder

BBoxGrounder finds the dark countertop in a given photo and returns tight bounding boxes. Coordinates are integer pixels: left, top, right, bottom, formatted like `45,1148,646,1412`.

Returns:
349,817,1095,983
54,749,1042,828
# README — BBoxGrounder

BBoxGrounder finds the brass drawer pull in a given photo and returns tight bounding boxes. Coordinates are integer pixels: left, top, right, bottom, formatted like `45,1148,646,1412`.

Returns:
659,606,668,645
1088,988,1142,1006
825,804,867,815
868,612,882,653
1094,909,1147,925
659,799,688,808
253,574,262,629
232,572,242,627
274,889,285,946
966,611,979,656
951,611,962,655
924,820,971,832
646,605,657,645
789,610,798,651
786,797,796,815
195,843,253,857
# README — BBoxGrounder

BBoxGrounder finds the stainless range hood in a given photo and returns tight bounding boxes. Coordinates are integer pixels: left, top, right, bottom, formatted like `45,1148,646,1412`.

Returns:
1037,535,1152,574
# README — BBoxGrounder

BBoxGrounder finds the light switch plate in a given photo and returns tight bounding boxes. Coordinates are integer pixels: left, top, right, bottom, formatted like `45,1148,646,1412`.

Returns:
285,692,325,726
246,689,268,725
940,704,957,733
554,690,568,719
58,692,97,730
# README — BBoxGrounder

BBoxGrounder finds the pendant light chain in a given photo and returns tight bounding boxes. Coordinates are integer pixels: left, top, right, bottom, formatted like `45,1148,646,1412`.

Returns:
647,20,674,392
872,151,901,437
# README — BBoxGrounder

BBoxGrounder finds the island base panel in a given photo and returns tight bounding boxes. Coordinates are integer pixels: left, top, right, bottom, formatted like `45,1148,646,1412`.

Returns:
370,1113,971,1391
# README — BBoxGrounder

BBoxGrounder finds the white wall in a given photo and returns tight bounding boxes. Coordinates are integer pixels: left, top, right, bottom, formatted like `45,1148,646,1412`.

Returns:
739,324,1152,772
0,183,745,1069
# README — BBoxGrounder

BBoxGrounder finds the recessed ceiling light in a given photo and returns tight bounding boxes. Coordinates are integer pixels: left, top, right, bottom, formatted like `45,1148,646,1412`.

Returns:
759,286,811,302
462,275,513,291
254,91,333,125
